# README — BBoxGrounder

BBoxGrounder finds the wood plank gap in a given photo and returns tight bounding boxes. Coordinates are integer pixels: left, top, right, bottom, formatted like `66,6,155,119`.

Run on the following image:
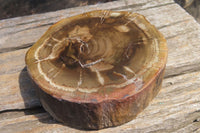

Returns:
165,29,196,39
136,2,175,11
12,23,54,35
165,68,200,79
0,17,57,30
0,106,43,114
157,19,191,29
111,1,148,10
0,43,33,54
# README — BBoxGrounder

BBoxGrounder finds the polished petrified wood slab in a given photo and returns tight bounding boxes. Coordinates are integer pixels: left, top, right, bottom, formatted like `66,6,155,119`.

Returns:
25,10,167,129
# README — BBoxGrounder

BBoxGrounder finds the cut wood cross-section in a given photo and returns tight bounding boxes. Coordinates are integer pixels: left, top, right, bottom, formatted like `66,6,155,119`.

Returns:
25,10,167,129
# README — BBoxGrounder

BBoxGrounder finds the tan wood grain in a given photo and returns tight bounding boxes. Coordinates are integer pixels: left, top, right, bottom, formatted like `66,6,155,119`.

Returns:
0,71,199,133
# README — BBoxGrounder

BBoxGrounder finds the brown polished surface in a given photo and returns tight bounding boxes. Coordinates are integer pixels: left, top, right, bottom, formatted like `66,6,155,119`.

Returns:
25,10,167,129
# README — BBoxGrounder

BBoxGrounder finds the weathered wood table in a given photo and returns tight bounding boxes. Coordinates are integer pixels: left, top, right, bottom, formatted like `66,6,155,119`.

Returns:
0,0,200,132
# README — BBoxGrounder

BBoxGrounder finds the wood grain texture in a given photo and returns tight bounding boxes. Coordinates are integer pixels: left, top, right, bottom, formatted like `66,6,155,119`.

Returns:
0,0,200,132
0,0,175,53
0,71,200,133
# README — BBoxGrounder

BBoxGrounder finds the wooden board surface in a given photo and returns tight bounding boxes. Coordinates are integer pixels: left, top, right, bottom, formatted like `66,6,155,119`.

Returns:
0,0,200,132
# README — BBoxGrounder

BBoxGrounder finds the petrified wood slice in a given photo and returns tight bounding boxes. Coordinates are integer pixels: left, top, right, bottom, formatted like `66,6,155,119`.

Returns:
25,10,168,129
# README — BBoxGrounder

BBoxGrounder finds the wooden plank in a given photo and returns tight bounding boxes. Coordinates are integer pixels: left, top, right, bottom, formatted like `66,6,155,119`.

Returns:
0,0,175,53
0,0,174,28
0,71,199,132
0,71,41,111
0,48,40,111
1,7,200,111
0,0,200,132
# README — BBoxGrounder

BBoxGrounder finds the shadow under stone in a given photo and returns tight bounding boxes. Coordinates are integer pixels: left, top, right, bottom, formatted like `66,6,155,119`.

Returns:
18,67,57,124
19,67,41,108
18,67,90,130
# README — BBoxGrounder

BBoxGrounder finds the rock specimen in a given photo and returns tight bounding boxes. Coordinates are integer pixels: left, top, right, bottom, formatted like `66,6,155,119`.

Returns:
25,10,168,129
